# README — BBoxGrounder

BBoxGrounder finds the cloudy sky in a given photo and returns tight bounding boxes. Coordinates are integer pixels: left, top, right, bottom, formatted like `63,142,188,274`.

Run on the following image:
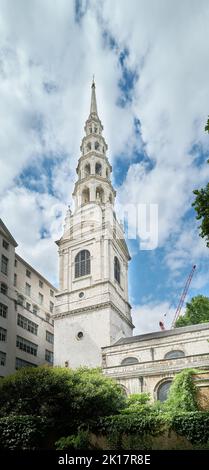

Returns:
0,0,209,334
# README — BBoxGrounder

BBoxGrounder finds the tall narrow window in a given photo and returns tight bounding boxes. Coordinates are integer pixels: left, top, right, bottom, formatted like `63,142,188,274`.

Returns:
1,255,8,275
75,250,91,278
1,283,8,295
2,239,9,250
39,293,43,305
114,256,120,284
25,283,31,297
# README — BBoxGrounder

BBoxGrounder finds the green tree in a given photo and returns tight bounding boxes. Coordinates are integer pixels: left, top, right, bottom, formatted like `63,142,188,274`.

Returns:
192,118,209,247
0,367,125,429
205,117,209,133
175,295,209,327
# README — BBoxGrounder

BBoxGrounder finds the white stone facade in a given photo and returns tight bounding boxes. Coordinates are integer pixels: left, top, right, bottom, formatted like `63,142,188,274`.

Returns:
0,219,56,377
102,323,209,399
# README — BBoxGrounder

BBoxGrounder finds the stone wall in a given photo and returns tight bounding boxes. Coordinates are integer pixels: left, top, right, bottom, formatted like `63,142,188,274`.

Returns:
193,371,209,410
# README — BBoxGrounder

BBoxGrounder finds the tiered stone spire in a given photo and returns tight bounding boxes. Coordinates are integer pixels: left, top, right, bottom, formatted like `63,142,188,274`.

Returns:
73,79,116,210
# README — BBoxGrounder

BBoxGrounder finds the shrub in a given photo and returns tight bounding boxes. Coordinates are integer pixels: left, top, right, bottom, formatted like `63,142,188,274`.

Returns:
171,411,209,444
0,366,125,435
55,430,91,450
0,415,46,450
121,393,153,414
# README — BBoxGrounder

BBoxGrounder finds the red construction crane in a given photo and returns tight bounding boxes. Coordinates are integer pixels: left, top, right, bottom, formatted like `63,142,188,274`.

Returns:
171,264,196,328
159,265,196,331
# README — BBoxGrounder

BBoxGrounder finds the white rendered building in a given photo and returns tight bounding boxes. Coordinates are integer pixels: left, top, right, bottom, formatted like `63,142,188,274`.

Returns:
0,219,55,377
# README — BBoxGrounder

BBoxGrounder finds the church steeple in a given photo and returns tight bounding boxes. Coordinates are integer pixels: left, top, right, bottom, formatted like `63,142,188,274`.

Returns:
90,77,98,116
72,80,116,210
54,79,133,370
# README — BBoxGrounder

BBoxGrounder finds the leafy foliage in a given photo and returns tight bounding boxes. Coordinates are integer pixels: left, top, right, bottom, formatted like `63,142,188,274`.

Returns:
0,366,126,440
175,295,209,327
192,177,209,248
96,412,167,436
192,119,209,247
0,415,46,450
55,431,91,450
205,117,209,133
171,411,209,444
121,393,153,414
1,366,209,449
164,369,198,412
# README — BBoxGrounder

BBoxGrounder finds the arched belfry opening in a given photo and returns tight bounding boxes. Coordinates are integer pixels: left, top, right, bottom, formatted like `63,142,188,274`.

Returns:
96,186,104,203
82,187,90,204
95,162,102,176
84,163,90,177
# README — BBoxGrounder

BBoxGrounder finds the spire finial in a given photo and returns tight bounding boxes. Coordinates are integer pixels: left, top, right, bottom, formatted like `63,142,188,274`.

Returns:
90,76,97,115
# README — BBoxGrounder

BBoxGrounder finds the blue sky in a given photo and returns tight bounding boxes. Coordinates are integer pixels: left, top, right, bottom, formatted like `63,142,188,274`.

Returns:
0,0,209,333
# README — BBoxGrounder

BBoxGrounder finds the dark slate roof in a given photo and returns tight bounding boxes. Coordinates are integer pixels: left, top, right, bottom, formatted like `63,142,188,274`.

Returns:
111,322,209,347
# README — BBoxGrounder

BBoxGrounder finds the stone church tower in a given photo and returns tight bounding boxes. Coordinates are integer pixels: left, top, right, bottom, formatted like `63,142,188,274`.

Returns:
54,80,134,368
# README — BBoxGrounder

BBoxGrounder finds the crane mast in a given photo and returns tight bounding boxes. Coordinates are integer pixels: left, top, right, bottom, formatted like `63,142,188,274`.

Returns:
159,265,196,331
171,265,196,328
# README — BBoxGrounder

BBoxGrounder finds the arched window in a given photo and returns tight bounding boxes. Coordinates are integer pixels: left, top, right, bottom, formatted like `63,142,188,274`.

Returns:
95,162,102,175
114,256,120,284
75,250,91,278
157,380,172,402
84,163,90,177
164,350,185,360
87,142,91,151
109,193,113,203
95,141,100,150
82,188,90,204
96,186,104,203
121,357,139,366
106,168,109,179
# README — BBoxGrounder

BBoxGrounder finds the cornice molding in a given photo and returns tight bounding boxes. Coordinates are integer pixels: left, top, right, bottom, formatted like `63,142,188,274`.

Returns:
54,300,134,328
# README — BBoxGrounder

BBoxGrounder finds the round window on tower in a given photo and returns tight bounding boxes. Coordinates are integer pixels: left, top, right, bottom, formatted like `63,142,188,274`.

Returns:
79,291,84,299
76,331,84,340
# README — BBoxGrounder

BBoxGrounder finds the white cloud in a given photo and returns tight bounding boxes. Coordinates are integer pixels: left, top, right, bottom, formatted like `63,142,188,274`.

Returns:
0,0,209,305
0,187,65,284
132,301,176,334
